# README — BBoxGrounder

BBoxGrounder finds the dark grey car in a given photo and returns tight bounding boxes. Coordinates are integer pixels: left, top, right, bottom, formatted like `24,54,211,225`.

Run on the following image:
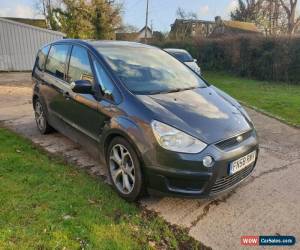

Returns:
32,39,259,201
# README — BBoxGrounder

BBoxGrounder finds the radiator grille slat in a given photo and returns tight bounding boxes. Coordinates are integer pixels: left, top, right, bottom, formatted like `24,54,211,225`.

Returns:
211,164,254,194
216,130,253,150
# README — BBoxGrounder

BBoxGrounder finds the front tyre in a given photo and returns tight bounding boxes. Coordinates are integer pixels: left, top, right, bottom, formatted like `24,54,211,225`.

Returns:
107,137,144,201
34,99,53,134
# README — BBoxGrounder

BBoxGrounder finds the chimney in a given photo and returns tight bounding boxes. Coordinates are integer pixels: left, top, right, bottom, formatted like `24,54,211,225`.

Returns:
215,16,222,25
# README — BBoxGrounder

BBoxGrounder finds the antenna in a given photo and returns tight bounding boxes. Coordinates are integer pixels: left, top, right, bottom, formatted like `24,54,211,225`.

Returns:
145,0,149,43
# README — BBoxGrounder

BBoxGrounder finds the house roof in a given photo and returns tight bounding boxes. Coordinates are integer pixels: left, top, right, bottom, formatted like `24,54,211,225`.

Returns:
223,20,259,33
172,18,259,33
138,26,152,33
0,17,65,36
3,17,47,29
84,39,154,49
173,19,215,25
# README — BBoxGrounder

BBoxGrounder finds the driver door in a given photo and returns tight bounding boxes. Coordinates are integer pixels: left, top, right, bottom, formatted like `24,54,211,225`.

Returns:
61,45,103,141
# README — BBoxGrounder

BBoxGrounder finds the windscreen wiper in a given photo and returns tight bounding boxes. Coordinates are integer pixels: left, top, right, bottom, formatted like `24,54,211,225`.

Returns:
146,86,198,95
166,86,198,93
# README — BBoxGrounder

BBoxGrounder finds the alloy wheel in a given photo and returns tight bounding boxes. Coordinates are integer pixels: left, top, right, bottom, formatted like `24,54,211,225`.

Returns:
35,101,46,131
109,144,135,194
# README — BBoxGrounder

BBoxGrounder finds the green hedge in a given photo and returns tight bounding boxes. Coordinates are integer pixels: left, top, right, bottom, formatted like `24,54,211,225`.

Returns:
153,36,300,84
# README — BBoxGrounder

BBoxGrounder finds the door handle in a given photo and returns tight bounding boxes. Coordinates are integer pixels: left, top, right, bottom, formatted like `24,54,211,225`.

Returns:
63,91,70,100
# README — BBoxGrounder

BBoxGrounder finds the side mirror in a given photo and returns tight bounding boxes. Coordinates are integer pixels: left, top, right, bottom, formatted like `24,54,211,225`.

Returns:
194,59,198,63
71,80,93,94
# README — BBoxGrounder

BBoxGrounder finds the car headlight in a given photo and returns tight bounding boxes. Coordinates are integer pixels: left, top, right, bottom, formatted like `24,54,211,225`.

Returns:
151,120,207,153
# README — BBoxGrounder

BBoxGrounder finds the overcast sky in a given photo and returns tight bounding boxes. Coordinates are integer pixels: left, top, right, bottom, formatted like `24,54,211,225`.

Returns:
0,0,299,32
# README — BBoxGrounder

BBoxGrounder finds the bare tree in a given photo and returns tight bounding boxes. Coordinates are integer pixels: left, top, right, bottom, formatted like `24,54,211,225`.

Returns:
172,7,198,40
230,0,280,34
176,7,198,20
35,0,60,30
261,0,287,35
231,0,264,22
279,0,300,34
118,24,139,33
231,0,292,35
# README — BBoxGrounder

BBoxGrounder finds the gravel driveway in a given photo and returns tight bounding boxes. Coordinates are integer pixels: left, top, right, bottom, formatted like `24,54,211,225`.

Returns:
1,72,299,249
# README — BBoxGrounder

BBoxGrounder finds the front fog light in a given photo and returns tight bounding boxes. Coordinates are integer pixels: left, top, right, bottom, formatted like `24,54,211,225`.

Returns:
203,156,214,168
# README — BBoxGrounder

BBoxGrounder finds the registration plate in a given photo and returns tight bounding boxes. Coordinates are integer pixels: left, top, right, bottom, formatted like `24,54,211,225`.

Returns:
229,151,256,175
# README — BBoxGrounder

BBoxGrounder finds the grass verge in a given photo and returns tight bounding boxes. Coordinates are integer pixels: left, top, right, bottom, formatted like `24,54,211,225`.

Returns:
204,71,300,127
0,128,208,250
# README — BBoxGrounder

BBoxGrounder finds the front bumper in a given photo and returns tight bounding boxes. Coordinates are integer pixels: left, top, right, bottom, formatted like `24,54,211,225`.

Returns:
143,130,259,198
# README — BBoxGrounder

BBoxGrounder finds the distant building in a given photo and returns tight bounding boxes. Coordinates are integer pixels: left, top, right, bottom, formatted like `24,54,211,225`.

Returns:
169,16,261,39
210,16,261,37
170,19,215,39
2,17,47,29
116,26,163,42
0,17,65,71
136,26,153,41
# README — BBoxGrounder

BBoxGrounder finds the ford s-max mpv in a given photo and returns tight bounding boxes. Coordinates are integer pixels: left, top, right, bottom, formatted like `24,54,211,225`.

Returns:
32,40,259,201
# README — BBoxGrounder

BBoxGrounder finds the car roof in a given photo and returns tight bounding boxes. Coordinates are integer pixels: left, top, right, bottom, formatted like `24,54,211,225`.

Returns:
88,40,154,49
51,39,155,50
164,48,189,54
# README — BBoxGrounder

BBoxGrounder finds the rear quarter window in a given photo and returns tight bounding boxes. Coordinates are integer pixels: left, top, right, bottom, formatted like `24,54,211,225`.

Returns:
172,52,193,62
35,45,50,71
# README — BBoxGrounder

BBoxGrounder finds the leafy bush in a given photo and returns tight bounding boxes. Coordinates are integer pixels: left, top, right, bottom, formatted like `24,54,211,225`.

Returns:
153,36,300,84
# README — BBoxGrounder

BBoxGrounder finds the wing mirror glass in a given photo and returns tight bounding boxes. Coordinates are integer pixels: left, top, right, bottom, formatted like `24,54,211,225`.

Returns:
71,80,93,94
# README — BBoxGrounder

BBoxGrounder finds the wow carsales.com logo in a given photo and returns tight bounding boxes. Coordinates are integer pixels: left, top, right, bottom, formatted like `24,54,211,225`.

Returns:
241,236,296,246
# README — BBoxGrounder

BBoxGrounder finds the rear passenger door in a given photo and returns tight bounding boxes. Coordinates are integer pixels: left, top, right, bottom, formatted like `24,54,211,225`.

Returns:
32,44,51,97
43,44,71,124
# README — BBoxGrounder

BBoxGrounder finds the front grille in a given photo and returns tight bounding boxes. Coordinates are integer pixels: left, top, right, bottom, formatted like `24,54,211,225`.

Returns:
215,130,253,150
210,164,254,194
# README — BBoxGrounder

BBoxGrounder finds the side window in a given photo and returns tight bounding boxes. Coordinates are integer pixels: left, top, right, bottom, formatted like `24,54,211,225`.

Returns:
67,46,94,84
36,45,50,71
45,44,69,80
93,58,115,101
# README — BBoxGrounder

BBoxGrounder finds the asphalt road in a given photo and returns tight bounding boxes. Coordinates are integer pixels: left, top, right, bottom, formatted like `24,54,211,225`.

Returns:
1,73,299,250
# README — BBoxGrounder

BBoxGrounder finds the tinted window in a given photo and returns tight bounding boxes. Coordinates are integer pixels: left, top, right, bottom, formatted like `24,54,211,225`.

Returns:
96,46,206,95
67,46,94,84
36,45,50,71
45,44,69,80
93,58,115,101
171,51,193,62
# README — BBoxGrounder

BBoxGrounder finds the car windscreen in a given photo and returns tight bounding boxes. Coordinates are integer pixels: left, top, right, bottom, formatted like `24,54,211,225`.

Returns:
170,51,194,62
96,46,207,95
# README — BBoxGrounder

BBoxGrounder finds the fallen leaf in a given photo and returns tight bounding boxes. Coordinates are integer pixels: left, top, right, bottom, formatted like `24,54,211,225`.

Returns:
149,241,156,248
88,199,96,204
63,215,72,220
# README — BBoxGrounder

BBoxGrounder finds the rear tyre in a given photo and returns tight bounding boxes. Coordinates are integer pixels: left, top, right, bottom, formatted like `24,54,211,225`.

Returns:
107,137,144,201
34,99,53,134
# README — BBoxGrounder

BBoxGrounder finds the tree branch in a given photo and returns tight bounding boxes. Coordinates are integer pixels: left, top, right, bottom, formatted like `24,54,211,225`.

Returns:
280,0,291,15
296,16,300,26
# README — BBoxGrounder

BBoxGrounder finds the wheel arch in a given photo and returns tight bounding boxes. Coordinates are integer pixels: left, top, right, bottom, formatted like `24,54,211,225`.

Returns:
32,94,39,108
32,94,49,116
102,129,145,168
